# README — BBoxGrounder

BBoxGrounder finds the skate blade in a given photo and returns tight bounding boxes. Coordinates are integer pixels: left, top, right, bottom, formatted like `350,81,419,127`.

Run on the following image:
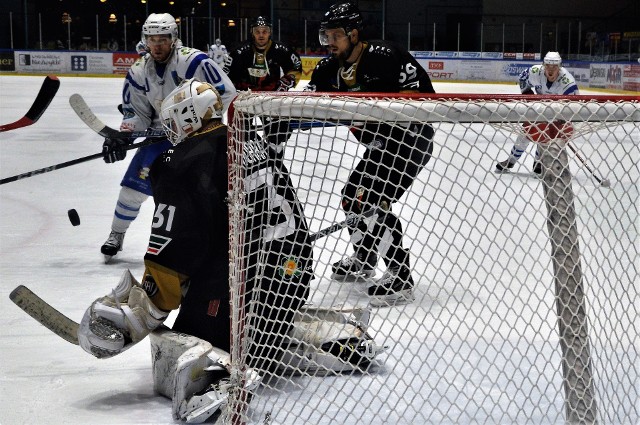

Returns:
368,289,415,308
330,271,375,282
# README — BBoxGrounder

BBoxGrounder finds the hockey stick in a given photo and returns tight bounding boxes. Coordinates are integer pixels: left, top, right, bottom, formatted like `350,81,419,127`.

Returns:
567,142,611,188
7,210,380,347
69,93,165,139
0,75,60,132
10,285,79,345
0,138,159,185
310,207,381,242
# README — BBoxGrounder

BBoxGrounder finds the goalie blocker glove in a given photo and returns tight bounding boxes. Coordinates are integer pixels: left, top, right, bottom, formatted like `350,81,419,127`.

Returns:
102,136,132,163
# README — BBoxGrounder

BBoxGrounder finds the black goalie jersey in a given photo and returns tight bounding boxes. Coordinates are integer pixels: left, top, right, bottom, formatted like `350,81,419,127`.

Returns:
307,39,434,93
142,121,312,357
224,39,302,91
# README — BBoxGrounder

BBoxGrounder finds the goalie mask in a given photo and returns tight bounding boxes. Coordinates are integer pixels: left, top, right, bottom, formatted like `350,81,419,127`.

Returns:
160,79,223,145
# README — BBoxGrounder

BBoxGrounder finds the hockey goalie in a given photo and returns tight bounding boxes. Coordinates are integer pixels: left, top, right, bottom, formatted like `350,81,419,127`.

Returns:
77,79,386,423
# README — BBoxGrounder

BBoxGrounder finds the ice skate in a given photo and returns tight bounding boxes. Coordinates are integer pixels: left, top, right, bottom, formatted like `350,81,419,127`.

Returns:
532,160,542,175
331,250,377,281
368,265,415,307
495,159,515,173
101,231,125,263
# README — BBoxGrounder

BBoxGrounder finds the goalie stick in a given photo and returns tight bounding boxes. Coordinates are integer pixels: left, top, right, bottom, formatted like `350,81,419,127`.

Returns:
69,93,165,139
10,285,79,345
0,75,60,132
0,138,159,185
8,210,380,345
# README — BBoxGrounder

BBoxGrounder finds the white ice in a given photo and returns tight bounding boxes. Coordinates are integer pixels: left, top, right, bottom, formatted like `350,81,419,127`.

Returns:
1,75,636,424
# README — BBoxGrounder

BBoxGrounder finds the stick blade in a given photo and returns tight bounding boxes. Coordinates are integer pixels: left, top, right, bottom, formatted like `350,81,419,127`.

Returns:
10,285,80,345
25,75,60,122
69,93,118,138
0,75,60,132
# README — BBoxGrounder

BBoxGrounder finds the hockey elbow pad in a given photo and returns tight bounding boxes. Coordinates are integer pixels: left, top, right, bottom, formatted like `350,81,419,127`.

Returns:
78,269,168,359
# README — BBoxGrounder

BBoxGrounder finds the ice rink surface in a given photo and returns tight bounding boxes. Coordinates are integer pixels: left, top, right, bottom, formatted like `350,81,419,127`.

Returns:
0,75,636,424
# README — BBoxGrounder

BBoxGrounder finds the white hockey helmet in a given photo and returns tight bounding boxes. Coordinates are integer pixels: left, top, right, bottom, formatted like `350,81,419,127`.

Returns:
160,79,223,145
543,51,562,66
142,13,179,44
215,38,222,46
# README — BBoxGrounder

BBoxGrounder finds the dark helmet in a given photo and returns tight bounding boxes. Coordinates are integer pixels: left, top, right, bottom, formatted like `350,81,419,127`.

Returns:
320,2,363,34
250,16,272,32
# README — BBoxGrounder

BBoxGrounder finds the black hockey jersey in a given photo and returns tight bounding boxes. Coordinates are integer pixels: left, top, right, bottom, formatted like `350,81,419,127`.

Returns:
144,122,230,309
142,121,311,313
225,39,302,91
307,40,435,93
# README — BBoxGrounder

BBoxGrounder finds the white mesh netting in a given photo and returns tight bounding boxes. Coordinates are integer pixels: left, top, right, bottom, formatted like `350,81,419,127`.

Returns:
223,93,639,425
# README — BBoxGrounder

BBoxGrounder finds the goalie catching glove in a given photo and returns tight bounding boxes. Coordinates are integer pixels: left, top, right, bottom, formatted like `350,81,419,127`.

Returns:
78,269,168,359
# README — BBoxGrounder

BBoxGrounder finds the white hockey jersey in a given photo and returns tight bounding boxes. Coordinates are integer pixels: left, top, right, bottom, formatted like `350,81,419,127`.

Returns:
120,45,236,132
208,43,228,67
519,64,579,95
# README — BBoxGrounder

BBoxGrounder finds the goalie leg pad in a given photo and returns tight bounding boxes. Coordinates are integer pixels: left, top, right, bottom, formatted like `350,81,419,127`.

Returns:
150,327,261,423
283,306,386,374
150,326,215,400
179,369,261,424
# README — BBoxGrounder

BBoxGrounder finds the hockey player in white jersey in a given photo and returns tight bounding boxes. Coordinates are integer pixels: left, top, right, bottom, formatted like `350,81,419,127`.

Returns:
99,13,236,262
208,38,228,67
495,51,579,174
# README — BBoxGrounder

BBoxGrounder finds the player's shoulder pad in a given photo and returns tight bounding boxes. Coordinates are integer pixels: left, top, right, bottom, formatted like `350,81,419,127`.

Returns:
365,39,400,59
272,41,293,52
132,56,147,67
176,46,206,59
315,56,335,70
530,64,544,74
234,43,253,55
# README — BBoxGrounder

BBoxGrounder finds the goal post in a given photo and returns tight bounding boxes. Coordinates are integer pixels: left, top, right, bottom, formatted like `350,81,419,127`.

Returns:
224,92,639,424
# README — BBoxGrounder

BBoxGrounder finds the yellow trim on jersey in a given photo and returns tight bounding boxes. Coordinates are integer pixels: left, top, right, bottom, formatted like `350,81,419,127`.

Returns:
143,260,188,311
192,120,225,138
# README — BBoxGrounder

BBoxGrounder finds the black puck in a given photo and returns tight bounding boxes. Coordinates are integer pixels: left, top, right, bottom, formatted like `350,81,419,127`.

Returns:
67,209,80,226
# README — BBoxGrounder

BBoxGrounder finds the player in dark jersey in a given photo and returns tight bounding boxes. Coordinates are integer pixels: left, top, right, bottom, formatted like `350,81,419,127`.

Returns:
147,79,313,369
78,79,312,418
224,15,302,148
305,2,435,307
224,16,302,92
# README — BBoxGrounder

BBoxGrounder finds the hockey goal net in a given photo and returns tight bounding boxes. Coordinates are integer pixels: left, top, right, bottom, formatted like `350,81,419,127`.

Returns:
225,92,639,424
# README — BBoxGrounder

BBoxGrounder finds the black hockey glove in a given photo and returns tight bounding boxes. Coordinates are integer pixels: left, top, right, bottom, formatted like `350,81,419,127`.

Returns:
276,74,297,92
102,137,131,163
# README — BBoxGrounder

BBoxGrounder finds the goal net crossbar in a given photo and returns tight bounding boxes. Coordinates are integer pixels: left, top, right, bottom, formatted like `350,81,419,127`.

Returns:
233,92,640,124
